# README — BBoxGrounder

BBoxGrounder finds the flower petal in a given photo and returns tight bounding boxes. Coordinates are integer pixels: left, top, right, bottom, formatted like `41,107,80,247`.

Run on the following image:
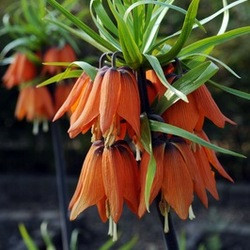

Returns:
138,144,164,217
162,143,193,220
53,73,90,121
118,143,139,215
193,146,219,200
117,70,140,136
196,130,233,182
99,68,121,134
70,144,105,220
193,85,235,128
68,71,103,138
102,147,123,223
163,94,199,132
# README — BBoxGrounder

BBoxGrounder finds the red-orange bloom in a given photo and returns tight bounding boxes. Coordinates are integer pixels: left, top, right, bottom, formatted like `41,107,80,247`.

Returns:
2,53,37,89
54,67,141,140
42,44,76,75
15,86,54,122
139,134,233,220
69,140,139,224
146,67,235,131
54,83,74,112
139,139,193,220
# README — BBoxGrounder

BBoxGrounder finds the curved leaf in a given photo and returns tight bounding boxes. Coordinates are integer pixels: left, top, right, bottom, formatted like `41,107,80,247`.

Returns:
179,26,250,57
158,0,200,64
209,80,250,100
180,52,240,78
144,54,188,102
46,0,116,52
150,120,246,158
37,70,83,87
155,61,219,114
140,113,157,211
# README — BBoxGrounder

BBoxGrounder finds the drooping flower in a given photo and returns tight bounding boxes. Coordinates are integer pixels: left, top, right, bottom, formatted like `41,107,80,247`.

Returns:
54,67,141,141
54,82,74,112
146,66,235,131
138,137,193,220
138,133,233,223
15,86,54,133
2,53,37,89
69,140,139,240
42,44,76,75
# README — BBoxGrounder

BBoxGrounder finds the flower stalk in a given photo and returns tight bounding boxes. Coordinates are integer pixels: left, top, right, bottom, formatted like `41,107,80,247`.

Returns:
51,121,71,250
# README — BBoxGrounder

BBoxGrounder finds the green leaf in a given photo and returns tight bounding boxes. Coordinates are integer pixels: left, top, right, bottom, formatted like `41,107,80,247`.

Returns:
151,0,247,51
144,54,188,102
180,52,240,78
158,0,200,64
90,0,121,50
46,0,116,52
150,120,246,158
218,0,229,35
45,17,110,53
208,80,250,100
40,222,56,250
37,70,82,87
118,235,138,250
140,113,157,211
179,26,250,57
68,61,97,81
108,0,143,68
18,224,39,250
155,61,219,114
0,38,34,58
70,229,79,250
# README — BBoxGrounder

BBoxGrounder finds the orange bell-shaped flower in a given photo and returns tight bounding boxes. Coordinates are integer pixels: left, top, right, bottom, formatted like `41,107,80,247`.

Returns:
15,86,54,122
54,67,141,141
42,44,76,75
2,53,37,89
69,140,139,239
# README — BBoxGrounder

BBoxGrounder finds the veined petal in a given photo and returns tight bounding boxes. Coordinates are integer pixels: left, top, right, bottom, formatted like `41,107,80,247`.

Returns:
138,144,164,217
162,143,193,220
196,130,233,182
70,144,105,220
99,68,121,134
102,147,123,223
174,142,208,207
53,73,90,121
35,87,55,120
193,85,236,128
15,87,33,121
97,196,108,223
54,83,74,112
118,143,139,215
68,70,103,138
163,94,199,132
117,69,141,136
193,146,219,200
70,79,93,125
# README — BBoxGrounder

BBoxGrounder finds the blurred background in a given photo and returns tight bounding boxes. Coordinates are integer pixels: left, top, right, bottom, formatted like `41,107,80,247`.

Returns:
0,0,250,249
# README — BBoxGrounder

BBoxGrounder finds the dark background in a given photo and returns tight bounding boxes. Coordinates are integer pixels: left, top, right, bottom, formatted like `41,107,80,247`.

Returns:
0,1,249,249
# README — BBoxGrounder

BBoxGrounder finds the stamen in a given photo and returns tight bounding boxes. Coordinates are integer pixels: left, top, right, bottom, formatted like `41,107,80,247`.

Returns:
112,221,118,241
32,119,40,135
108,217,113,236
42,120,49,132
159,197,170,233
135,144,141,161
107,217,118,241
164,213,169,233
189,205,196,220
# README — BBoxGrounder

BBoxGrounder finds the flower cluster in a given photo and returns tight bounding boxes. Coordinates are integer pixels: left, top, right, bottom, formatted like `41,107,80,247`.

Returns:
54,57,234,239
2,44,76,133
